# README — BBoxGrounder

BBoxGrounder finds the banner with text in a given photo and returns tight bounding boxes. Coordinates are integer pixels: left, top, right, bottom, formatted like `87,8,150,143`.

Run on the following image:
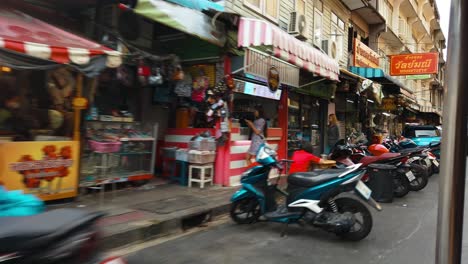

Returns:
389,53,439,76
353,38,380,68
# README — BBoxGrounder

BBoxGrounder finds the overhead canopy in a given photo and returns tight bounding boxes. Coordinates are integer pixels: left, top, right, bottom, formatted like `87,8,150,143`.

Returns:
349,66,413,93
134,0,226,47
0,7,121,76
163,0,224,11
237,17,340,82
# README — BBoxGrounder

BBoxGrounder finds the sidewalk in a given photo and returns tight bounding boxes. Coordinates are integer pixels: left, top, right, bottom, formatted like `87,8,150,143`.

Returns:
49,181,236,250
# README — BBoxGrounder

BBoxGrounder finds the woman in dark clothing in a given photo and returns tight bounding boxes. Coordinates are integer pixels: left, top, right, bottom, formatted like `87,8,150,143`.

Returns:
327,113,340,153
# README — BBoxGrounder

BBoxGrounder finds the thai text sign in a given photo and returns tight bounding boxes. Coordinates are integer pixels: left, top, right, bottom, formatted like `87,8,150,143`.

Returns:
354,38,380,68
389,53,439,76
0,141,79,201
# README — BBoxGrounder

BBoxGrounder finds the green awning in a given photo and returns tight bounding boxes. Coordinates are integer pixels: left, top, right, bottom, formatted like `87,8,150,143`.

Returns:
134,0,226,47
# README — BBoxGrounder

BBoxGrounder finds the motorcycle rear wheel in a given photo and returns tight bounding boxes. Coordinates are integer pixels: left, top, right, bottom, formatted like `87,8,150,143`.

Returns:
413,159,433,176
408,163,429,191
230,197,261,224
332,197,373,241
393,174,410,198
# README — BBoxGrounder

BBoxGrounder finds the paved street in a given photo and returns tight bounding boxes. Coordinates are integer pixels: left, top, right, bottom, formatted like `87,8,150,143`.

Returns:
125,175,459,264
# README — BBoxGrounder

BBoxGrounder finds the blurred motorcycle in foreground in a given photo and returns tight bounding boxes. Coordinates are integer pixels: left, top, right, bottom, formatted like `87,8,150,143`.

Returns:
0,208,126,264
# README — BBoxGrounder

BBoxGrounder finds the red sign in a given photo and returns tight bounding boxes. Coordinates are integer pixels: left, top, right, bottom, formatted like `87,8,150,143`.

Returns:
389,53,439,76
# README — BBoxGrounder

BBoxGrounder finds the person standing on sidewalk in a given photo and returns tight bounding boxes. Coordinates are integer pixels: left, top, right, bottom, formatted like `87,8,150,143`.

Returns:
327,114,340,153
245,106,267,166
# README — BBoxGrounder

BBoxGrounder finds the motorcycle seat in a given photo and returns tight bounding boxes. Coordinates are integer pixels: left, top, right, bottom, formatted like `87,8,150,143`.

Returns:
0,209,104,252
360,153,402,166
398,147,426,154
288,168,350,187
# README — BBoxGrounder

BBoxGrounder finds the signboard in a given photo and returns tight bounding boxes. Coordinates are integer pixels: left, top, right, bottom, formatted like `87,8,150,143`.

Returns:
406,74,432,80
389,52,439,76
0,141,79,201
233,79,282,100
382,97,397,111
267,66,280,92
353,38,380,68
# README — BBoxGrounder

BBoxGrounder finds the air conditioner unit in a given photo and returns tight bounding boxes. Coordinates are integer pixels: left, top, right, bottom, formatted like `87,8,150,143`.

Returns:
288,11,307,40
322,39,339,60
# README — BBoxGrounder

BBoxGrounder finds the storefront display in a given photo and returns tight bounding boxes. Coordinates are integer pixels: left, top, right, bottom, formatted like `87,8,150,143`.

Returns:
80,121,157,187
287,92,327,156
0,6,122,201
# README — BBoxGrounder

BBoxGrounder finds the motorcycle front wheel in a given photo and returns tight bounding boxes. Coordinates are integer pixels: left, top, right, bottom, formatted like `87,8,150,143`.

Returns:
408,163,429,191
393,174,410,198
332,197,373,241
230,197,261,224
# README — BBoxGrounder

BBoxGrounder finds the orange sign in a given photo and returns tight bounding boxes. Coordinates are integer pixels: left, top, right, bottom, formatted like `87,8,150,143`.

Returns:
389,52,439,76
354,38,380,68
0,141,79,201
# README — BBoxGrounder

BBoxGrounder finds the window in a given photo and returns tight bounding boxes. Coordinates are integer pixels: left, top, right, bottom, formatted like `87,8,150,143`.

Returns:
296,0,306,16
331,12,345,60
313,0,323,12
313,8,323,46
244,0,279,21
379,1,393,28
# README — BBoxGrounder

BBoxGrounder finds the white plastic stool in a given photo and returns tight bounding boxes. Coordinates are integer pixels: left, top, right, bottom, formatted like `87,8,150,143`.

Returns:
188,163,214,188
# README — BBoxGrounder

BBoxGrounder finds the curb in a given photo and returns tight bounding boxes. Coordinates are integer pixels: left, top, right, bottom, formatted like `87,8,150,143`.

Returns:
101,202,231,250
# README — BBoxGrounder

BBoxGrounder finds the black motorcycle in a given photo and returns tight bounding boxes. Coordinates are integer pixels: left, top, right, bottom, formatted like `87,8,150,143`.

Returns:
0,209,125,264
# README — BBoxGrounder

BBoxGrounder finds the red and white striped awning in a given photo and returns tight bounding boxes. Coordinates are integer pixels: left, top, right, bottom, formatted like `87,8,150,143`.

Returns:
238,17,339,81
0,8,121,68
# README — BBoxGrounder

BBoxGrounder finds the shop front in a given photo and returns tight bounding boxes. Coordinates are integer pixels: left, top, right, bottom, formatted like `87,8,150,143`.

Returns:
334,69,369,144
349,66,414,141
229,17,339,184
0,7,121,201
288,76,335,156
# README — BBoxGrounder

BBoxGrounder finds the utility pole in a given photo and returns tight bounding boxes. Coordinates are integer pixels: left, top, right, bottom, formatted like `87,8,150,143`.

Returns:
435,0,468,263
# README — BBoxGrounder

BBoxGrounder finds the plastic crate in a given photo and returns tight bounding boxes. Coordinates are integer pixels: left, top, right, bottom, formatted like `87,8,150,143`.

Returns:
89,140,121,153
188,140,216,151
188,152,216,164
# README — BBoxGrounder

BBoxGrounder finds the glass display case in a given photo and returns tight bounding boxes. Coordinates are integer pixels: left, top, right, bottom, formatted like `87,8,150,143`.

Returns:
80,121,157,187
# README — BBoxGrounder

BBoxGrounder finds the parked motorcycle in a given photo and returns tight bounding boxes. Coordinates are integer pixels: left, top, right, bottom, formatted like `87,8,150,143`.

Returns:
383,137,439,177
330,140,424,197
230,144,382,241
0,209,126,264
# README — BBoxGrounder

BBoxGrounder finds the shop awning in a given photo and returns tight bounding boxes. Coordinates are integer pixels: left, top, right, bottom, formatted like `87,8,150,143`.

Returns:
237,17,340,81
349,66,413,93
163,0,224,11
0,8,121,71
134,0,226,47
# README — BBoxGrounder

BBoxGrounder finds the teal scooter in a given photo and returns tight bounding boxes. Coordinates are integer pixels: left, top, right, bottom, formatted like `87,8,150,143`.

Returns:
230,144,382,241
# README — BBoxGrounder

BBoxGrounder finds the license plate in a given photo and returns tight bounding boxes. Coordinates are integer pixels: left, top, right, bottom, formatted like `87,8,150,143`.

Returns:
355,180,372,200
432,159,440,167
425,158,432,167
406,171,416,182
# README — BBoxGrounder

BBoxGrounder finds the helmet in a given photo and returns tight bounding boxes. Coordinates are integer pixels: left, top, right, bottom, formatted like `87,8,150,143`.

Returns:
368,144,389,156
330,144,353,160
